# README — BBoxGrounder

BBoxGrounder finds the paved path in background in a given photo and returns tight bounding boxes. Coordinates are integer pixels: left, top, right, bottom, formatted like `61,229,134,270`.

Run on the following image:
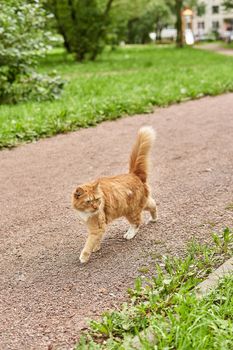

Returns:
195,43,233,56
0,94,233,350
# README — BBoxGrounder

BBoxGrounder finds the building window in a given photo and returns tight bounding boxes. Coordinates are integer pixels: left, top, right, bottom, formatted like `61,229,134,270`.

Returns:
212,6,219,14
198,22,205,29
212,21,219,30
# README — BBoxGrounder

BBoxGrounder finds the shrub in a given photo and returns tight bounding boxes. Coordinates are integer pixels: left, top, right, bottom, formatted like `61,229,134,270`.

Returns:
0,0,64,104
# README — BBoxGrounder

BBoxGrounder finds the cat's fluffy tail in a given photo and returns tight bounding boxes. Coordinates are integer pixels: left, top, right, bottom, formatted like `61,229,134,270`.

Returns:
129,126,156,183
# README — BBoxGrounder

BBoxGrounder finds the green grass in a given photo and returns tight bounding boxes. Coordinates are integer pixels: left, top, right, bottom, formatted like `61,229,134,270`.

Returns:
222,42,233,50
1,46,233,148
76,228,233,350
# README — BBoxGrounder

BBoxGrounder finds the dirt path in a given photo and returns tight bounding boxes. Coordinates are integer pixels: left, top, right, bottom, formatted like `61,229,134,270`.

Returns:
0,94,233,350
195,43,233,56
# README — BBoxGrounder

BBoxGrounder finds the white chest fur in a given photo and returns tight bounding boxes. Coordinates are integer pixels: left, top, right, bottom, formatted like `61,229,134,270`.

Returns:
76,210,92,222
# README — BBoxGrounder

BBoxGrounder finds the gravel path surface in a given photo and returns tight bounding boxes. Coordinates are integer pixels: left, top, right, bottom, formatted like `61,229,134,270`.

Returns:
0,94,233,350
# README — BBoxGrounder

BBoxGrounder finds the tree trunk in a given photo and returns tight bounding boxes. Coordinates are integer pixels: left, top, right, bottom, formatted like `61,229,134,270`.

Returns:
76,52,85,62
93,0,115,48
59,26,72,52
103,0,115,17
156,23,162,42
175,0,183,48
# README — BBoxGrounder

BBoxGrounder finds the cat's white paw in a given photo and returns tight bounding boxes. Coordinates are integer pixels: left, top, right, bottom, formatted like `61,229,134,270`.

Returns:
146,218,158,224
124,226,139,240
79,251,91,263
92,243,101,252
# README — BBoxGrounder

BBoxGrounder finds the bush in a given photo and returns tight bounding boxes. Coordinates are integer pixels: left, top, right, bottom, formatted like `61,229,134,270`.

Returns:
0,0,64,104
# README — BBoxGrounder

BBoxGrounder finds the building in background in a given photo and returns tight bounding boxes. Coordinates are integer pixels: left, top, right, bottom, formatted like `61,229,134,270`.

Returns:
193,0,233,40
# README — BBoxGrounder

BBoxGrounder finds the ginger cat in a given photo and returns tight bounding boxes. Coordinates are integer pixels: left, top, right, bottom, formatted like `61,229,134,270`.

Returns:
72,126,157,263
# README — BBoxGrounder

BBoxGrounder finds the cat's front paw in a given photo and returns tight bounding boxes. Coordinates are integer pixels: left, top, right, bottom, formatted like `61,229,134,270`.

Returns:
79,250,91,263
92,243,101,252
124,226,139,240
146,218,158,224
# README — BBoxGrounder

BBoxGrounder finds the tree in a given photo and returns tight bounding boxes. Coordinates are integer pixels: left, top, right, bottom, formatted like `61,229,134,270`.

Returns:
175,0,183,47
222,0,233,9
147,1,172,41
166,0,199,47
106,0,147,44
0,0,63,104
47,0,115,61
196,1,206,16
109,0,171,44
165,0,184,47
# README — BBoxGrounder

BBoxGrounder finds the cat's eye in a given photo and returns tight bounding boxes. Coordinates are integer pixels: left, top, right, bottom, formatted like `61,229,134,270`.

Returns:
86,199,92,204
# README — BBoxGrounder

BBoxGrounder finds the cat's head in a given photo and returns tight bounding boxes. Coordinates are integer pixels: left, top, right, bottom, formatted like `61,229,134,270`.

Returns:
72,182,102,213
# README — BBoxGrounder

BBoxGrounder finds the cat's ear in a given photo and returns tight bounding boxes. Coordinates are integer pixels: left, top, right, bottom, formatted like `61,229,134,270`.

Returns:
74,187,84,198
93,182,100,194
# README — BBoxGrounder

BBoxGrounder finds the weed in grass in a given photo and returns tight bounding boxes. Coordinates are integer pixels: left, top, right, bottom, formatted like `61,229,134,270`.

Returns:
225,202,233,211
204,220,218,228
75,228,233,350
138,266,150,274
150,252,162,260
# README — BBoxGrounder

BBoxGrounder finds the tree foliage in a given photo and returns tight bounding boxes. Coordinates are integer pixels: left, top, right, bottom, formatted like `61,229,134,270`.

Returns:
130,3,171,43
196,1,206,16
111,0,197,46
0,0,64,104
222,0,233,9
47,0,115,61
108,0,172,44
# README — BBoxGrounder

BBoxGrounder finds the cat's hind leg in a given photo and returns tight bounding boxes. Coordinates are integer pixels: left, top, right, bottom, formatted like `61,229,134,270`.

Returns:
124,212,142,240
144,196,158,223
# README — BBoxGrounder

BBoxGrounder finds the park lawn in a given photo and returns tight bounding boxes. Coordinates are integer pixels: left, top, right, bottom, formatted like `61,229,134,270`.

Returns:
1,45,233,148
76,229,233,350
223,42,233,49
